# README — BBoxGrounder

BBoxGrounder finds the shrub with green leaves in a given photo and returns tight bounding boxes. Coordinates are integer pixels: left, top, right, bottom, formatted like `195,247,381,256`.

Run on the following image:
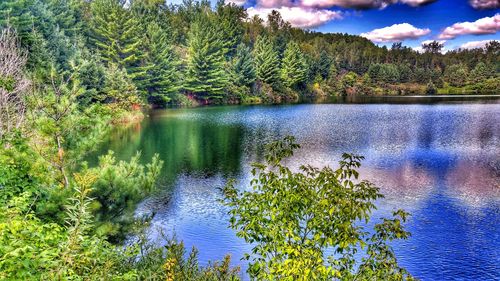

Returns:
223,136,414,280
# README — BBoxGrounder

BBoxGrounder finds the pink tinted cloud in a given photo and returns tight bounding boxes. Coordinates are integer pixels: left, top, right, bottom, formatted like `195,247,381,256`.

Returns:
247,6,343,28
300,0,396,9
460,39,498,49
399,0,436,6
469,0,500,9
438,14,500,39
299,0,435,9
257,0,293,8
360,23,431,43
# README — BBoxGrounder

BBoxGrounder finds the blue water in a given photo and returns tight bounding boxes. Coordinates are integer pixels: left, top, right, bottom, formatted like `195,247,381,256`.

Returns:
102,97,500,280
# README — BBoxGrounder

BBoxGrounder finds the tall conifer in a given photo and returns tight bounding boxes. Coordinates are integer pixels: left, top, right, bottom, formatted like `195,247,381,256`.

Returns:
253,35,280,86
281,41,307,88
231,43,255,87
141,22,180,104
184,15,228,101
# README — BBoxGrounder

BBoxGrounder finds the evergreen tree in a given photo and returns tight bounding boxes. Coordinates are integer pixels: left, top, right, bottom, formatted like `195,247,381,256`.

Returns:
281,41,307,88
444,64,468,87
231,43,255,87
89,0,144,79
317,50,332,80
184,16,228,101
469,62,493,84
76,55,107,103
104,64,141,109
142,22,180,104
253,35,280,86
0,0,76,72
216,0,245,58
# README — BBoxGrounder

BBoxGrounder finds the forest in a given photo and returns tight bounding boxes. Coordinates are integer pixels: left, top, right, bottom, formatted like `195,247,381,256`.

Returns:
0,0,497,279
1,0,499,110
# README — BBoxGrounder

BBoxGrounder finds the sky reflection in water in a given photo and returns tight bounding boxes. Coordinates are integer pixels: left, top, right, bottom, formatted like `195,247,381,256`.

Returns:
100,99,500,280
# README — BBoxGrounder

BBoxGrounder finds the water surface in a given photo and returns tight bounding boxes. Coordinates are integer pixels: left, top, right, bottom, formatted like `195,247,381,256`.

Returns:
99,96,500,280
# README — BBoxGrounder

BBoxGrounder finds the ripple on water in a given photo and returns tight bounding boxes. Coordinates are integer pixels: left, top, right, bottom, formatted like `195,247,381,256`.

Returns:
121,101,500,280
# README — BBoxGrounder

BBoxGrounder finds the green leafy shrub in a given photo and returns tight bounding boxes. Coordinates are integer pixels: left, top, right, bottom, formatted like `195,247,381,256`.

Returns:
223,136,414,280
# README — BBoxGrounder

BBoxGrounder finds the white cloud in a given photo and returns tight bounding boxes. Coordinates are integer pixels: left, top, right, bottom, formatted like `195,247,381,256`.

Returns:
247,6,343,28
225,0,247,5
300,0,434,9
360,23,431,43
469,0,500,9
412,46,424,53
300,0,395,9
400,0,436,6
438,14,500,39
459,39,497,49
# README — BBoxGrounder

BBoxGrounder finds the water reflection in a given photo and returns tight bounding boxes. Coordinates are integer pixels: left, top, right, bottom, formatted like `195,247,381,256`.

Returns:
99,98,500,280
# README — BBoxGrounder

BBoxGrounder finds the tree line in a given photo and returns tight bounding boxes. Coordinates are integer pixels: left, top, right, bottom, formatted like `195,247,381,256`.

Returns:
1,0,498,109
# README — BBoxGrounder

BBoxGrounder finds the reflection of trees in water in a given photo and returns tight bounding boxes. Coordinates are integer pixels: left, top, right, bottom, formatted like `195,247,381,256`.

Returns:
91,110,247,191
97,105,500,209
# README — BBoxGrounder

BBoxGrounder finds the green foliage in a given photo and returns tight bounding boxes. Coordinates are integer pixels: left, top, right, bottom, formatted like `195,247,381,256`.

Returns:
87,151,163,240
30,68,109,188
317,50,332,80
444,64,468,87
141,22,180,105
469,62,494,84
223,136,413,280
0,133,44,203
216,0,245,58
231,43,256,87
426,80,437,95
76,55,107,103
89,0,143,75
368,63,400,84
104,63,142,110
340,71,359,95
184,15,228,101
0,192,66,280
253,35,280,86
281,41,307,88
161,239,240,281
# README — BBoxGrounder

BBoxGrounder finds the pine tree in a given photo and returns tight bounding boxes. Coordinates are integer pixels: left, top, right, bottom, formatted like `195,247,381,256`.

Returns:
0,0,75,72
216,0,245,58
444,64,468,87
184,16,228,101
317,50,332,80
104,64,141,109
469,62,493,84
142,22,180,104
253,35,280,86
281,41,307,88
89,0,144,79
0,0,36,43
231,43,255,87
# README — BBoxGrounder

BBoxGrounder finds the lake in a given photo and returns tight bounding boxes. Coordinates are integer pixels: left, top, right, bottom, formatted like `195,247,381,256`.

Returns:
98,96,500,280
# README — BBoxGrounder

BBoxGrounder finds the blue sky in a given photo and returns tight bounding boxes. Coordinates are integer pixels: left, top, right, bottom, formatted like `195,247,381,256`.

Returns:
313,0,499,49
218,0,499,51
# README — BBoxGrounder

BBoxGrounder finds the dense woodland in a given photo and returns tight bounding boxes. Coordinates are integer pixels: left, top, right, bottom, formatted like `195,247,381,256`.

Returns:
1,0,499,109
0,0,496,279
